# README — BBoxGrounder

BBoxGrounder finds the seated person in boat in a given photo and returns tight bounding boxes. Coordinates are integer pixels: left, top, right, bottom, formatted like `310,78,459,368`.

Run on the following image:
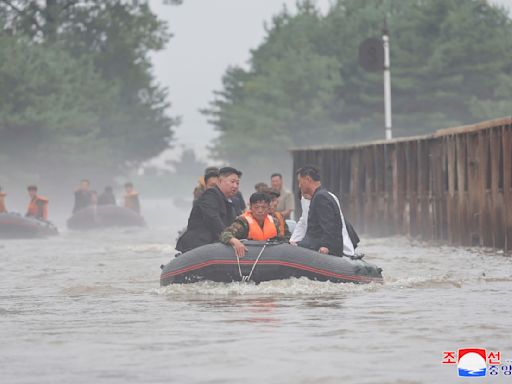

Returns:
176,167,241,253
26,185,49,221
97,186,117,206
0,186,7,213
124,182,140,214
263,188,291,241
295,165,356,257
73,179,93,214
220,192,282,257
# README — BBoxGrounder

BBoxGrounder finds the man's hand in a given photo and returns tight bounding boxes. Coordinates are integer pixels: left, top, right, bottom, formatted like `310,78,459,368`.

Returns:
319,247,329,254
229,238,248,258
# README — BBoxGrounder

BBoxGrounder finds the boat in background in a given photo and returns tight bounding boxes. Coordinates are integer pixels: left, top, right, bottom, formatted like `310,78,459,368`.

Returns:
0,212,58,239
67,205,145,230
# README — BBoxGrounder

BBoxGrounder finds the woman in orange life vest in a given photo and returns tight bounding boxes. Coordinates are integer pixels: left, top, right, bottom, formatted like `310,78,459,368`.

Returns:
26,185,49,221
220,192,282,258
124,182,140,214
0,185,7,213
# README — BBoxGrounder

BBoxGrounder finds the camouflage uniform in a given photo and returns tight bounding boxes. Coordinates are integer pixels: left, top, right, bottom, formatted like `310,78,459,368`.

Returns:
220,214,283,244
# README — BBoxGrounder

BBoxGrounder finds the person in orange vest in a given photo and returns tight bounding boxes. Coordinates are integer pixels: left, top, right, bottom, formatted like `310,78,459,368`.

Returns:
26,185,49,221
263,188,291,241
220,192,282,257
0,186,7,213
124,182,140,214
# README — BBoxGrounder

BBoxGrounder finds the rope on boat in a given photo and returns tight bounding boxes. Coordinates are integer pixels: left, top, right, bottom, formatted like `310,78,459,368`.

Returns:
243,243,267,282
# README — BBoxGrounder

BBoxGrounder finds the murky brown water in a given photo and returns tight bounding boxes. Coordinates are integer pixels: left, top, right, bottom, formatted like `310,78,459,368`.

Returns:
1,200,512,383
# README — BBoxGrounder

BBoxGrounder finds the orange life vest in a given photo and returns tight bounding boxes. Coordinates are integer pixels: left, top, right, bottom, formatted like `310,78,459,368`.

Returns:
27,195,49,220
273,211,286,238
0,192,6,213
243,211,277,241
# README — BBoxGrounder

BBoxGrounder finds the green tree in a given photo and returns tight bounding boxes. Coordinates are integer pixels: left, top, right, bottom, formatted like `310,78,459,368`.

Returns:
205,0,512,172
0,0,178,188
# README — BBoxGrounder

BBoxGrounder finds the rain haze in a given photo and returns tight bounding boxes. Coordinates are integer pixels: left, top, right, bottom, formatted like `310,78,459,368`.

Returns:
151,0,512,163
1,1,512,383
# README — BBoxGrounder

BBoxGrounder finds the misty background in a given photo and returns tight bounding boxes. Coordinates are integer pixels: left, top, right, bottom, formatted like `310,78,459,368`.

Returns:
0,0,511,215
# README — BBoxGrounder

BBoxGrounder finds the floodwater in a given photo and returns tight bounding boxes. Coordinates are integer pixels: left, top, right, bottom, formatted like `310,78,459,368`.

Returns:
1,199,512,384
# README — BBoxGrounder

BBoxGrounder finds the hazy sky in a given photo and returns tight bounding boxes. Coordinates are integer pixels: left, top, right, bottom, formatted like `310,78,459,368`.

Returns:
150,0,512,163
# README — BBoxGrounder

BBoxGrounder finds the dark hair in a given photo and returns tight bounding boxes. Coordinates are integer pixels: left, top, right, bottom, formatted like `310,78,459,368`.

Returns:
27,185,38,191
219,167,242,177
204,166,219,174
249,192,271,205
254,182,268,192
124,182,134,188
296,165,321,181
270,173,282,179
204,170,219,184
263,187,280,198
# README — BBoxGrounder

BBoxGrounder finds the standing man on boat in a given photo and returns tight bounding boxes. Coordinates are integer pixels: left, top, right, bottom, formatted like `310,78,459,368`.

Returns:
97,186,116,206
270,173,295,219
26,185,49,221
295,165,355,257
124,182,140,214
289,192,311,244
220,192,282,257
176,167,241,253
193,166,220,200
73,179,93,214
0,186,7,213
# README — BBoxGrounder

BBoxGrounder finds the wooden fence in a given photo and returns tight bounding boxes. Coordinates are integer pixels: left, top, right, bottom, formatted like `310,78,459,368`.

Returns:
291,117,512,253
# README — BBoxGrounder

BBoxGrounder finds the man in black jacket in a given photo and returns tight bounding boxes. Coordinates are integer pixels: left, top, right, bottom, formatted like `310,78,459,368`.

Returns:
296,165,350,256
72,179,93,214
176,167,241,253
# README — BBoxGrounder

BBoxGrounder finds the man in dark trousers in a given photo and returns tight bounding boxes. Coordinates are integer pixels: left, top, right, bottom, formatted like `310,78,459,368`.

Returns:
296,165,355,256
72,179,93,214
176,167,242,253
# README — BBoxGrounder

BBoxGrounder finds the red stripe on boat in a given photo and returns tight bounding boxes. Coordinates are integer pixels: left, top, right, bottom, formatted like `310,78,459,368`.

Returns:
160,259,382,283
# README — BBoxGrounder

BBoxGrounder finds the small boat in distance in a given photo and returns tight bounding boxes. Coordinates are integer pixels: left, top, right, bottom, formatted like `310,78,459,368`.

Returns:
0,212,58,239
67,205,145,230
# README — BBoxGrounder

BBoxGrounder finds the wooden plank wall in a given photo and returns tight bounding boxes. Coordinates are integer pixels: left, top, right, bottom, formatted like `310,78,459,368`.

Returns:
291,117,512,254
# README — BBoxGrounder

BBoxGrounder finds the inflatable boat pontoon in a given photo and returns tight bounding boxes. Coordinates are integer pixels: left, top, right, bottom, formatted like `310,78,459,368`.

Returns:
160,241,383,285
0,212,58,239
67,205,145,230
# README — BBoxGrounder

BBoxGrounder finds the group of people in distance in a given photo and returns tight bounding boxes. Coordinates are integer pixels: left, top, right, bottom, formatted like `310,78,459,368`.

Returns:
0,184,50,221
0,179,141,222
72,179,141,215
176,165,359,258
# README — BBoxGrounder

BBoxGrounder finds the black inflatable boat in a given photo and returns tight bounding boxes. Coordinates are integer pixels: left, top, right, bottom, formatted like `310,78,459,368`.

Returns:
160,241,383,285
0,212,58,239
67,205,145,230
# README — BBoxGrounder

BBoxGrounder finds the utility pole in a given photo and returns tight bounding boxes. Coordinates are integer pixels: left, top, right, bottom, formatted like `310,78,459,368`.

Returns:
383,19,393,140
358,18,393,140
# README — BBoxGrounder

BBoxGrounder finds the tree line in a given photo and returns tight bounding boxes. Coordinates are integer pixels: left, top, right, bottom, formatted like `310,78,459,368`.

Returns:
0,0,178,191
205,0,512,174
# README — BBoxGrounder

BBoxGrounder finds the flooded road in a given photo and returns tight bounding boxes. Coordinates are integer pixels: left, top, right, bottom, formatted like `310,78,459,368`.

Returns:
1,200,512,383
